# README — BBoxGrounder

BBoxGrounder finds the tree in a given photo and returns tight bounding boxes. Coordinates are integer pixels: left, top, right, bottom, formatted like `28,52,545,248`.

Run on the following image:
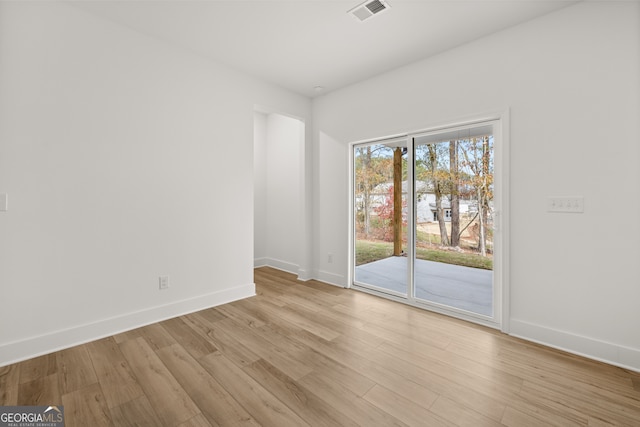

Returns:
459,136,494,256
428,145,449,246
354,145,392,238
449,140,460,247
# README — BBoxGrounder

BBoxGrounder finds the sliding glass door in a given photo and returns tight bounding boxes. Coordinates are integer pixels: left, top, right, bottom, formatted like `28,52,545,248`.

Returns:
351,121,502,326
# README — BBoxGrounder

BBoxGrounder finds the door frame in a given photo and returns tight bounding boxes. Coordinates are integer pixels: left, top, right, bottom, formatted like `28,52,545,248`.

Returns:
348,111,510,332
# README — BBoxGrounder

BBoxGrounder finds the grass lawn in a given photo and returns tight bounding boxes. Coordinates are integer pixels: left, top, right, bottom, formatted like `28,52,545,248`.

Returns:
355,240,395,265
356,239,492,270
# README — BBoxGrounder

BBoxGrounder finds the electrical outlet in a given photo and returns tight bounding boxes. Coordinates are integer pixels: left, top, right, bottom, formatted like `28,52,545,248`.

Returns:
159,276,170,290
547,197,584,213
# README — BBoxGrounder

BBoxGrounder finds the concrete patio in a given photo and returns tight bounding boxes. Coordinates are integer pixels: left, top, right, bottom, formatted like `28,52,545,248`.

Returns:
355,256,493,316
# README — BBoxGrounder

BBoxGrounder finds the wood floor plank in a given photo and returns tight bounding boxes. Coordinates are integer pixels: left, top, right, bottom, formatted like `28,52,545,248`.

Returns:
57,345,98,394
429,395,506,427
328,332,507,421
229,298,287,326
376,339,524,395
253,322,312,355
585,417,617,427
251,281,330,312
281,301,361,339
358,316,452,350
161,316,218,360
250,284,287,308
349,356,443,412
251,317,334,354
156,343,259,427
289,347,376,397
331,302,396,326
199,352,311,427
233,297,322,336
177,413,215,427
518,378,640,426
363,384,453,427
263,317,441,408
108,395,164,427
496,342,638,394
17,374,60,406
502,392,587,427
182,312,261,368
119,337,200,426
299,278,346,296
244,298,341,341
449,336,640,416
114,323,177,350
18,353,57,384
195,307,228,324
214,302,267,329
85,337,144,408
243,358,360,427
298,371,410,427
255,268,344,306
213,317,313,380
0,364,20,405
501,404,566,427
62,383,113,427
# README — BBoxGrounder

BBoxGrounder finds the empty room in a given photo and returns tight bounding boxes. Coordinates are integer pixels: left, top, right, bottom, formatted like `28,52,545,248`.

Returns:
1,0,639,426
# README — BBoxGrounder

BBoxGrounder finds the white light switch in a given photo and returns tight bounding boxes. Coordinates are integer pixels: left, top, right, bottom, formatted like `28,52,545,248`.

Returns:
0,194,7,212
547,196,584,213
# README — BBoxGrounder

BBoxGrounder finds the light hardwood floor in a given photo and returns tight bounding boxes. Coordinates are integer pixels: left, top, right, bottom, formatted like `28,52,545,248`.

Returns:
2,267,640,426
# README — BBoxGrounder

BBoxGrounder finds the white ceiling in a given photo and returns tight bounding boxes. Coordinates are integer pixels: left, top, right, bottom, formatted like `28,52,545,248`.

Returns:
68,0,578,98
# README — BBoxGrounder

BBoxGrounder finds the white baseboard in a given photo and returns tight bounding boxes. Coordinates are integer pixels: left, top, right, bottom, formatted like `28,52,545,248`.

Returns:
267,258,299,275
315,269,347,287
254,257,268,268
255,257,300,276
510,319,640,373
0,283,255,367
297,269,312,281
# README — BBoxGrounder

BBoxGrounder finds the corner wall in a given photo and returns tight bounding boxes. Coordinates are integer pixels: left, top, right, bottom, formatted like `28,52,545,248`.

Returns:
253,112,305,274
0,1,311,365
311,1,640,370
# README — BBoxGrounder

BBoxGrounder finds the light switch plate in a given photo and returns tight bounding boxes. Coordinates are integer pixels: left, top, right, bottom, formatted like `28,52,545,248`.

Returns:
0,194,7,212
548,196,584,213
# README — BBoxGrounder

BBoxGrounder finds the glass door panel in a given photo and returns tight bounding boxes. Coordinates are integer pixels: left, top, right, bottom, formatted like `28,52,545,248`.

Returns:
353,140,408,297
413,127,494,316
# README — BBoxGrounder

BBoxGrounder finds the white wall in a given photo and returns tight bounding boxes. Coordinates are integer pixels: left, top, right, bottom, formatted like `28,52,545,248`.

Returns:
253,113,268,264
312,1,640,370
0,1,311,365
254,112,305,274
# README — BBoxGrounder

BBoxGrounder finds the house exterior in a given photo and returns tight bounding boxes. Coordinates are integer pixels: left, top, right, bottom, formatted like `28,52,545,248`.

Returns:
364,180,479,223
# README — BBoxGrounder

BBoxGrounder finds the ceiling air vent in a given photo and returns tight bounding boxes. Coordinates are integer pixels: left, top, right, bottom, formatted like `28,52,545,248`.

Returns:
348,0,390,22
